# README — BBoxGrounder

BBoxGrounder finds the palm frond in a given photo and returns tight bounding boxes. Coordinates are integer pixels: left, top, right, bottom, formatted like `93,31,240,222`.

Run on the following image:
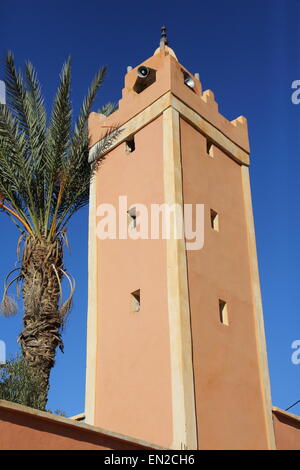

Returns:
97,102,118,116
24,62,47,216
1,269,21,317
0,106,37,233
4,51,30,138
72,66,107,150
43,58,72,236
1,53,121,242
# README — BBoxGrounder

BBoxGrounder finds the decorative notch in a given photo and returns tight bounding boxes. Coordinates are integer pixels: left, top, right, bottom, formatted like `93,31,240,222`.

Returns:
219,300,229,326
126,136,135,154
206,139,213,157
127,207,137,230
210,209,219,231
131,290,141,312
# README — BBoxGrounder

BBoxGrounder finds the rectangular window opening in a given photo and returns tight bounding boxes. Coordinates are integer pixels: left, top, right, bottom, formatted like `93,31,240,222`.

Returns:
131,289,140,312
182,69,196,93
133,68,156,94
126,136,135,153
210,209,219,231
127,207,137,229
219,300,229,325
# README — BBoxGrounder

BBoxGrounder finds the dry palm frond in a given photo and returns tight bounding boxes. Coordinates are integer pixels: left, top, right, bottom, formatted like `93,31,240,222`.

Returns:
16,276,21,299
16,233,25,262
1,276,21,317
59,268,76,326
1,269,21,317
51,263,63,306
1,294,18,317
58,228,70,252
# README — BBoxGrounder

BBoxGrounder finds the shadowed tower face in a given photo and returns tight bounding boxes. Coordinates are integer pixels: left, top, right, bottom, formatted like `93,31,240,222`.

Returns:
85,32,275,450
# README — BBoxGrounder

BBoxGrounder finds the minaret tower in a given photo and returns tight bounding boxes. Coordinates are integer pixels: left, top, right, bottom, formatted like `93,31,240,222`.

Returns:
85,28,275,450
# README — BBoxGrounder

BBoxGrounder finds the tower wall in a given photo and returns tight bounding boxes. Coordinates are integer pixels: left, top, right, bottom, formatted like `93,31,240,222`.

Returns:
180,119,271,449
92,116,174,447
86,45,275,450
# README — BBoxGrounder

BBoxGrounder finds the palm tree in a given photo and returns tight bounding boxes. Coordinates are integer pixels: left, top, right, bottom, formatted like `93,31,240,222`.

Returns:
0,52,118,409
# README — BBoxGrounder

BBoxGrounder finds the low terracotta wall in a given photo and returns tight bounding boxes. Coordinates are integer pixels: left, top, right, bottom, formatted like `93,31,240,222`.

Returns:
0,400,159,450
4,401,299,450
273,407,300,450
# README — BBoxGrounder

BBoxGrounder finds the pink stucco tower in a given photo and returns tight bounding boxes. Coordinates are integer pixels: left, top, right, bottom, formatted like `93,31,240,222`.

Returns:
85,32,275,450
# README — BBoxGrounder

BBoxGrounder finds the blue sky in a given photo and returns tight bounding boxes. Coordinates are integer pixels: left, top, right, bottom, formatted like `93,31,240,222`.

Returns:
1,0,300,417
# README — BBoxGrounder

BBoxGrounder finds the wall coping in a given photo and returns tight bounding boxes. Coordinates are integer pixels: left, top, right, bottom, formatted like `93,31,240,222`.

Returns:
273,406,300,424
70,412,85,421
0,400,164,450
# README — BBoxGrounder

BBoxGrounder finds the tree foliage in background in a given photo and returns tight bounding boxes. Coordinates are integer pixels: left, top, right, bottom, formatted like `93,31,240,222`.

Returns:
0,353,67,414
0,353,46,410
0,52,119,409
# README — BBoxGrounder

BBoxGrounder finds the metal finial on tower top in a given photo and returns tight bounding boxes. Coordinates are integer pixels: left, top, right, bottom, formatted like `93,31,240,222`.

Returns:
155,26,178,60
160,25,168,46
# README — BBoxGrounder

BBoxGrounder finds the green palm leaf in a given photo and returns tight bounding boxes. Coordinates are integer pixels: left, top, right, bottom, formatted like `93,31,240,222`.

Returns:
0,52,120,408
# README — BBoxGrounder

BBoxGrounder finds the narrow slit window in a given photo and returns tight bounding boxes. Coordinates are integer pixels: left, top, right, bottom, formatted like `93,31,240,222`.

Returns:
219,300,229,325
127,207,137,229
126,136,135,153
131,290,140,312
207,140,213,156
210,209,219,231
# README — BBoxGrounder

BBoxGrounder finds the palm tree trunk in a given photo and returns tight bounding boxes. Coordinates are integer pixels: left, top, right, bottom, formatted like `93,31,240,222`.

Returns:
18,237,64,409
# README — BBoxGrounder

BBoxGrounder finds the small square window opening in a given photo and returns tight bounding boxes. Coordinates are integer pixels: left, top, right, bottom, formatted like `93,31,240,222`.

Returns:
219,300,229,326
207,140,213,156
210,209,219,231
126,137,135,153
131,290,140,312
128,207,137,229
